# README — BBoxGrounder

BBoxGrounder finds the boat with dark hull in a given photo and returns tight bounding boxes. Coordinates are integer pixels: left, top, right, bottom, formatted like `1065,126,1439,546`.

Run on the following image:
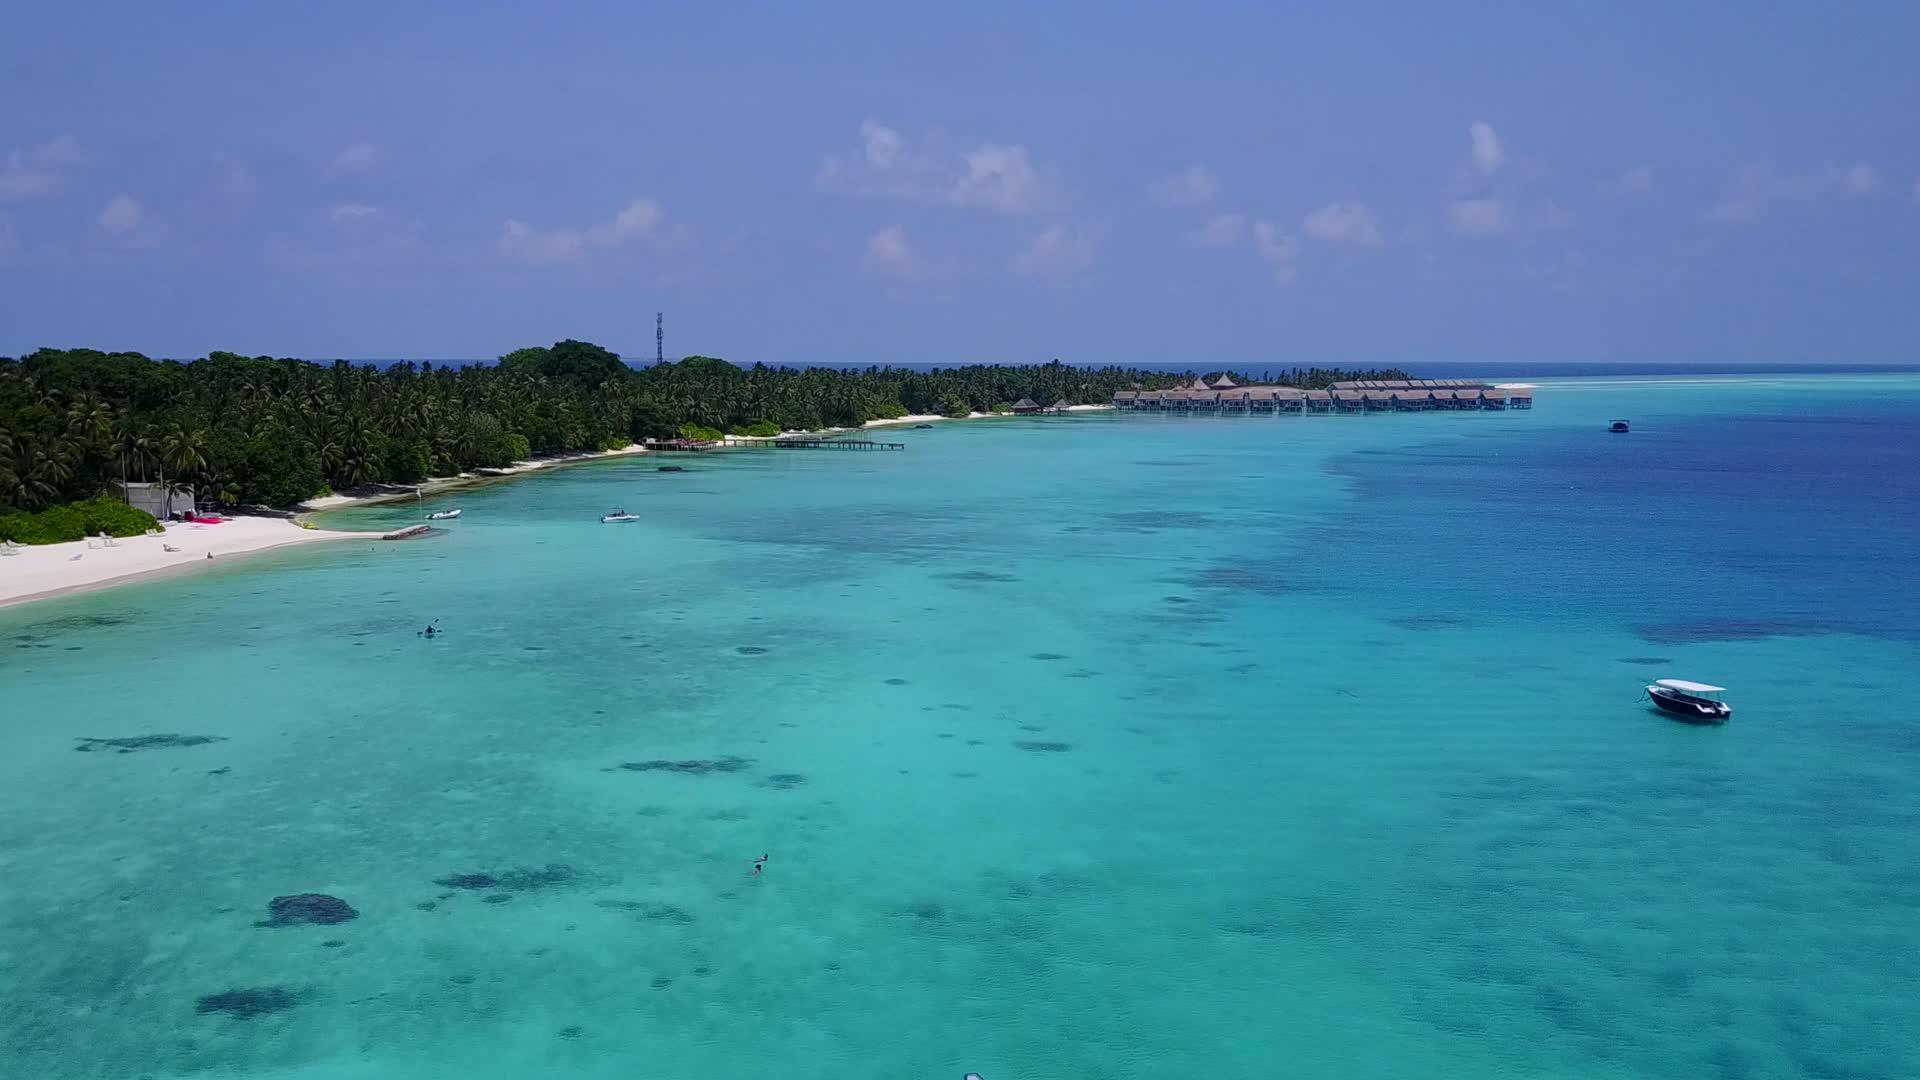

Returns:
1609,419,1630,433
1647,679,1731,723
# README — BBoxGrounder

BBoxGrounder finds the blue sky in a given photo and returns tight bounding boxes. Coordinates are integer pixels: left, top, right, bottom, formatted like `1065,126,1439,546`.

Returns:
2,2,1917,365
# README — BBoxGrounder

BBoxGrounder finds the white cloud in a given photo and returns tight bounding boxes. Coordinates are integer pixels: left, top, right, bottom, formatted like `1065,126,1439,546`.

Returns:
1012,223,1098,278
599,198,662,243
1597,164,1654,197
329,203,379,222
1191,212,1245,248
327,142,381,176
1469,122,1505,175
1840,164,1879,197
1251,220,1299,284
1301,201,1382,246
862,225,916,277
499,196,671,264
1705,163,1882,223
818,120,1053,214
0,135,86,201
1152,164,1218,207
499,220,584,263
1450,198,1508,236
952,144,1045,213
97,195,143,236
861,120,904,168
0,168,54,201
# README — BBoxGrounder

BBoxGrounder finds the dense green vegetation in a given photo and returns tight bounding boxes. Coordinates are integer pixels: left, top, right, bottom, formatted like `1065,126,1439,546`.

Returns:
0,342,1407,512
0,494,157,544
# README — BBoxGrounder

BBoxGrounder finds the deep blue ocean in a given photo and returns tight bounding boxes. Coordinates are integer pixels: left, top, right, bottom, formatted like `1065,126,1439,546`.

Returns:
2,373,1916,1079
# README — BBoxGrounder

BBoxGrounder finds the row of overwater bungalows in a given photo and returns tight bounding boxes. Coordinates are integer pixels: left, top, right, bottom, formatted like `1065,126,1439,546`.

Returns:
1112,380,1530,414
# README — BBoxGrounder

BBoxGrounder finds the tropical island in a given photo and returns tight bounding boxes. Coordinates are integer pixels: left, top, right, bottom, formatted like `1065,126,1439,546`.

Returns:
1,342,1408,533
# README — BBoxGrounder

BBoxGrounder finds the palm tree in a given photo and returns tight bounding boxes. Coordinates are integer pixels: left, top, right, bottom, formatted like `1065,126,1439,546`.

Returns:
157,424,208,517
109,411,150,495
4,440,64,510
0,427,17,509
67,393,113,452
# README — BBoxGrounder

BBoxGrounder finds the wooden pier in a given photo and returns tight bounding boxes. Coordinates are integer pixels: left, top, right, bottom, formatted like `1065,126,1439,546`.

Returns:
1112,378,1532,415
770,437,905,451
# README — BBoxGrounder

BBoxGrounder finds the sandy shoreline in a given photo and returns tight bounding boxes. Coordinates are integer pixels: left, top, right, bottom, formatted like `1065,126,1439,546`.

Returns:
0,517,366,610
862,404,1111,429
298,444,654,513
4,408,1118,610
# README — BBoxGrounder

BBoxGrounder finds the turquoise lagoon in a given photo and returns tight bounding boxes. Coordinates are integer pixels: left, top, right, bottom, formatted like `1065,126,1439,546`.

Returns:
3,374,1918,1079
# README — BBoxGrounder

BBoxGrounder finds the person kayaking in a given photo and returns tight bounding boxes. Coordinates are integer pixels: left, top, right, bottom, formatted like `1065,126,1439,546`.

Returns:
420,621,440,638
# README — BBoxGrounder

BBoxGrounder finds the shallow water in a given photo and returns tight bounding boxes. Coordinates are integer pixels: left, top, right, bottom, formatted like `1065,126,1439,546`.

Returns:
3,375,1917,1080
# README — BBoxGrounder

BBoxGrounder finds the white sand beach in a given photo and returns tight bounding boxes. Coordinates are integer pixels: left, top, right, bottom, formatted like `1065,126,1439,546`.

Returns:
862,413,985,428
299,444,652,512
0,517,363,609
862,405,1110,429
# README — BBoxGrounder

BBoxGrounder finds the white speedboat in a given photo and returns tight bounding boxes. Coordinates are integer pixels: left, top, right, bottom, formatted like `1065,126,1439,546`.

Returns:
426,508,462,520
601,509,640,523
1646,679,1731,723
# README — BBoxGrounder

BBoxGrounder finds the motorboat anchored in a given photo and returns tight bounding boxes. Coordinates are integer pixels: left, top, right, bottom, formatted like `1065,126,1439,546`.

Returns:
426,508,462,520
601,509,640,523
1647,679,1731,723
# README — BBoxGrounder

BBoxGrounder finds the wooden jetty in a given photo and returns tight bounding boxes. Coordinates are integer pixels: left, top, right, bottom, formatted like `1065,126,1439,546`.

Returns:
769,437,904,451
1111,377,1531,415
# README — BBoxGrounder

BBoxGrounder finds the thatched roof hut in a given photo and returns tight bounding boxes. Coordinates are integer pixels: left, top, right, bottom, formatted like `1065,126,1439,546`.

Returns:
1011,398,1043,413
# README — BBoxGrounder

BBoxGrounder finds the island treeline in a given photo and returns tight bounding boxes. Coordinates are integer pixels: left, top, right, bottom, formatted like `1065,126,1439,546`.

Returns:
0,342,1408,512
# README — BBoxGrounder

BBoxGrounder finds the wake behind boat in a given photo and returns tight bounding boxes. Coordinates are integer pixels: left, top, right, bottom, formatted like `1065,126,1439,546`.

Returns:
601,509,640,523
1647,679,1731,723
426,508,462,520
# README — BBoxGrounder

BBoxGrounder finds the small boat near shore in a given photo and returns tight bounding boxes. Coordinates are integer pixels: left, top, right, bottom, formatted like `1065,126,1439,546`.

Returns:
426,508,462,520
1646,679,1731,723
601,509,640,523
1609,419,1630,433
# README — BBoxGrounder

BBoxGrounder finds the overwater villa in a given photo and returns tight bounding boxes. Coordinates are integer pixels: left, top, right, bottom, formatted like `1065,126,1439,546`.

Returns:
1112,377,1531,414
